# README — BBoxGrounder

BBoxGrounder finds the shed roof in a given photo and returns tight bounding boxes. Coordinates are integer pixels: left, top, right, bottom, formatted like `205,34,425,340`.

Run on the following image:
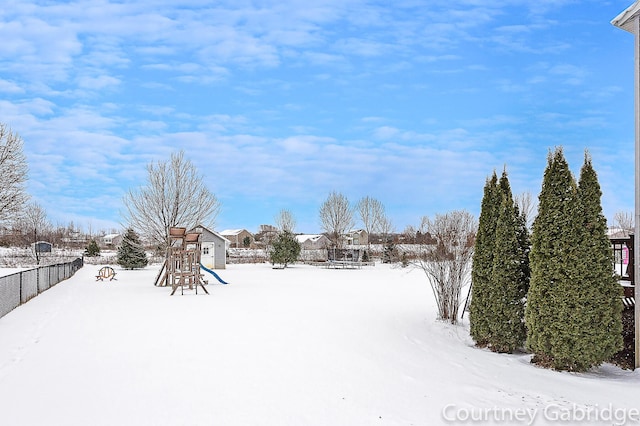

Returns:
189,225,230,243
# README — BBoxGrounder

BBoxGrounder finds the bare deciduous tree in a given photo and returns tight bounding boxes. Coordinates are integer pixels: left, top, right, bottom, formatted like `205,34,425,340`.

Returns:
413,210,477,324
357,196,386,242
121,150,221,248
0,124,29,223
402,224,417,243
613,211,634,232
378,215,395,244
319,191,354,248
514,191,535,230
15,201,51,264
275,209,297,233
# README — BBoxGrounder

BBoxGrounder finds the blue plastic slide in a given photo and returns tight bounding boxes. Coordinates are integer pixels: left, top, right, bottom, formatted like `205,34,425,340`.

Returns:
200,263,230,284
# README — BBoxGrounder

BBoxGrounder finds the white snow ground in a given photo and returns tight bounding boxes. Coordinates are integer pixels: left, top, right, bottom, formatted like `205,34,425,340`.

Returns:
0,263,638,426
0,268,27,277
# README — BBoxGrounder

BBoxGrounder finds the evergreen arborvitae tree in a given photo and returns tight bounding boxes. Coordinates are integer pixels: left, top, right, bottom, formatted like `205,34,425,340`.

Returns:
515,205,531,298
269,231,301,268
117,228,148,270
571,152,622,368
486,171,527,352
84,239,100,257
526,148,579,369
526,148,621,371
470,172,500,347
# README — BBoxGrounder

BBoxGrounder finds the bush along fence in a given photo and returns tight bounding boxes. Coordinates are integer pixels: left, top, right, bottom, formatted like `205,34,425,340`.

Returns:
0,257,84,320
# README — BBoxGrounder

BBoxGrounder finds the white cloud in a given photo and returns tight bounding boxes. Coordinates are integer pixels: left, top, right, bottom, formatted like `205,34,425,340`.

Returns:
549,63,588,86
0,0,629,231
302,51,348,67
334,38,392,57
0,79,24,94
279,135,332,154
76,75,121,90
373,126,400,140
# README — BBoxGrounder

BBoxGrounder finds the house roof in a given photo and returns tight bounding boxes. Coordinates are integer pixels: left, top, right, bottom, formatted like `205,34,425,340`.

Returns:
220,229,249,236
612,1,640,34
296,234,327,243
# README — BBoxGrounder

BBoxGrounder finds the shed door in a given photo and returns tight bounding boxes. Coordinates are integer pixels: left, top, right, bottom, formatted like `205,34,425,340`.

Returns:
201,242,216,269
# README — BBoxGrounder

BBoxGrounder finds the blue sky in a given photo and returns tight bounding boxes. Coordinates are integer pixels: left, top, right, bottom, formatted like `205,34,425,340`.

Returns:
0,0,637,234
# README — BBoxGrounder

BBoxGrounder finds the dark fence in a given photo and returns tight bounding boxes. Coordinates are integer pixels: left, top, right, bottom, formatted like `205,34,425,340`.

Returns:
0,257,84,320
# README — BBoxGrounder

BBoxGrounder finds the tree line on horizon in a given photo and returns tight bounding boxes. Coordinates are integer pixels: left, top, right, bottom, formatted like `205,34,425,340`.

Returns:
1,120,634,253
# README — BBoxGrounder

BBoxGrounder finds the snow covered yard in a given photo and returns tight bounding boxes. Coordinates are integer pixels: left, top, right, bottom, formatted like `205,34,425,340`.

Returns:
0,268,28,277
0,263,638,426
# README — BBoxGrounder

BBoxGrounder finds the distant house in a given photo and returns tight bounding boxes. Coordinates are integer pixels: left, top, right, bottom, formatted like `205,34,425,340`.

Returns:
346,229,368,246
220,229,254,248
296,234,331,250
102,233,123,248
62,230,87,247
189,225,229,270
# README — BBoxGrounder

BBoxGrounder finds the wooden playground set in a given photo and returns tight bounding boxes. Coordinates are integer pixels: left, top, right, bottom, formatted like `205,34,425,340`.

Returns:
154,226,209,295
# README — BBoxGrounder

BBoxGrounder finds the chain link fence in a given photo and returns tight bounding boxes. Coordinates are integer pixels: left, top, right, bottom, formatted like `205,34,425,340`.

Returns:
0,258,84,320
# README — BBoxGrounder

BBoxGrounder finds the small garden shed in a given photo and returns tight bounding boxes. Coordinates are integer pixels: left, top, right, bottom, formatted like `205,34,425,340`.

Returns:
190,225,229,270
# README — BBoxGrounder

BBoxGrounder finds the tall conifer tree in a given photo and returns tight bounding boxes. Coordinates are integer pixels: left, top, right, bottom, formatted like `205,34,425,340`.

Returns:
526,148,579,368
571,152,622,368
515,205,531,298
486,170,528,352
527,148,622,371
470,172,499,346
